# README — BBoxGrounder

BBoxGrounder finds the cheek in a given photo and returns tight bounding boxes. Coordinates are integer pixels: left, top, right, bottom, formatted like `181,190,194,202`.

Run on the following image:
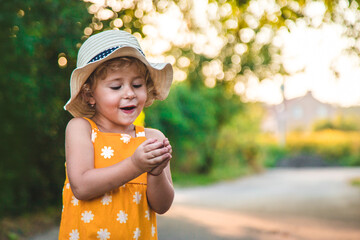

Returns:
96,93,119,106
137,89,148,104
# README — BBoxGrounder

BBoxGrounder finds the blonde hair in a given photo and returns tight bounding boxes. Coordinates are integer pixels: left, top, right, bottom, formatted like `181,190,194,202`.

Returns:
80,57,157,114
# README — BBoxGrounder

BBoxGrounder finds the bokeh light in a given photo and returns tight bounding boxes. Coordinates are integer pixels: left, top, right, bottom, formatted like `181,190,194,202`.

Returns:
58,56,67,68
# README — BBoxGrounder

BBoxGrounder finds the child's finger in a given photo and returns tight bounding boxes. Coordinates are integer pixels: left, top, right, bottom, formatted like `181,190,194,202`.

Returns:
141,138,157,147
147,147,170,159
143,141,163,153
149,158,170,176
163,138,169,146
149,153,171,165
163,139,172,154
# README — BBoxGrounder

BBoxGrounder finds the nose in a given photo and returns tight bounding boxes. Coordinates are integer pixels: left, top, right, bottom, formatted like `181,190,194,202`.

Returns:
124,86,136,99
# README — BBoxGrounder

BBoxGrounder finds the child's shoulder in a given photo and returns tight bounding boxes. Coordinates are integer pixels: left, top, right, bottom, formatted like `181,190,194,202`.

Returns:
66,117,92,135
144,127,166,141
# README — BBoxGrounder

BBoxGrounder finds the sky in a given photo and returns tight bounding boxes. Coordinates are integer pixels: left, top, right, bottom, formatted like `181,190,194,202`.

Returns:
245,20,360,107
230,0,360,107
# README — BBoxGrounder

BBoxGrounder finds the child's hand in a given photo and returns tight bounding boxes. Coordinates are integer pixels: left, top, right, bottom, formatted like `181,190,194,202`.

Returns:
131,138,171,173
148,138,172,176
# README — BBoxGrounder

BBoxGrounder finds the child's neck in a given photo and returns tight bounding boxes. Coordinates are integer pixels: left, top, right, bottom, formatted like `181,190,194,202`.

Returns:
91,117,136,136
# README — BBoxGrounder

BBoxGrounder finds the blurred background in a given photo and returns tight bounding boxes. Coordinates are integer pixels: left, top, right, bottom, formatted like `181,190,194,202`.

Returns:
1,0,360,239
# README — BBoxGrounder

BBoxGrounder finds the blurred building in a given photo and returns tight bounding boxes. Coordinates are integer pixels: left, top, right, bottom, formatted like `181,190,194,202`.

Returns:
262,91,337,133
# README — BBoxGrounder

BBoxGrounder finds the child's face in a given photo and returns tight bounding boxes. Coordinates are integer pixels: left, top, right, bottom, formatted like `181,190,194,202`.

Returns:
89,63,147,130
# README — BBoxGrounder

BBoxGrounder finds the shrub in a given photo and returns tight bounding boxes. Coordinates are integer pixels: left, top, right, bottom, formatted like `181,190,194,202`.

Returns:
286,130,360,166
313,116,360,132
145,82,243,174
0,0,91,217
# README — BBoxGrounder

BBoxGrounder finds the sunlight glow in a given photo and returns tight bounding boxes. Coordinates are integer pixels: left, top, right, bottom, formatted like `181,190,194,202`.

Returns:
58,56,67,68
178,56,190,68
239,28,255,43
84,27,93,36
113,18,123,28
174,68,187,82
205,77,216,88
83,0,360,107
246,19,360,107
234,81,245,95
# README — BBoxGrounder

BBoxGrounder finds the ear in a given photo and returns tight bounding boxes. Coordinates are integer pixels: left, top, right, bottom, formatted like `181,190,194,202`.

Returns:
81,83,95,105
88,96,96,106
88,94,95,105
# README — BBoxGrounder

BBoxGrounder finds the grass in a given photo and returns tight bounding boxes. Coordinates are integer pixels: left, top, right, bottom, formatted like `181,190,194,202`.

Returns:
350,177,360,188
172,165,251,187
0,207,60,240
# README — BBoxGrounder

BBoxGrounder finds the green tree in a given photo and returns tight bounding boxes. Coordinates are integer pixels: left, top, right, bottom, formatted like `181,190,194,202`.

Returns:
0,0,91,216
2,0,360,217
80,0,360,173
145,82,243,173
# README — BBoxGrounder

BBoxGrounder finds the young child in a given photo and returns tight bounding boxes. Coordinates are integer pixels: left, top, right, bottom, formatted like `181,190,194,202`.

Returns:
59,30,174,240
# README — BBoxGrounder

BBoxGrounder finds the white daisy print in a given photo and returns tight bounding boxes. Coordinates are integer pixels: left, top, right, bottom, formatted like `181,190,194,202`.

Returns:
137,131,145,137
133,192,142,204
71,196,79,206
81,210,94,223
152,224,156,237
97,228,110,240
145,210,150,220
117,210,128,223
120,134,131,144
101,193,112,206
69,229,80,240
133,228,141,240
91,129,97,143
101,146,114,159
66,183,70,189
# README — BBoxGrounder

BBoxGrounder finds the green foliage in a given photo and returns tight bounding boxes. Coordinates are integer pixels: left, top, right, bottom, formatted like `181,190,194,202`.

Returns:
172,164,249,187
145,85,271,180
0,0,91,217
263,130,360,167
313,116,360,132
0,207,60,239
259,142,288,167
2,0,359,221
351,177,360,188
145,82,243,174
215,103,265,172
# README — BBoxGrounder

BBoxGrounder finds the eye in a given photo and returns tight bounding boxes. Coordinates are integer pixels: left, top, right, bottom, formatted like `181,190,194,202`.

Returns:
133,84,143,88
110,86,121,90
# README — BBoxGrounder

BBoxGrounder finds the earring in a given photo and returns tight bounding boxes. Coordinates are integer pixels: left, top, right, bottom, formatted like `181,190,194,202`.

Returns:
90,103,95,108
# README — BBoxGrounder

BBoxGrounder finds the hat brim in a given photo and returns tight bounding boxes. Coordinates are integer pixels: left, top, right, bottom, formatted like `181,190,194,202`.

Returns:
64,46,173,118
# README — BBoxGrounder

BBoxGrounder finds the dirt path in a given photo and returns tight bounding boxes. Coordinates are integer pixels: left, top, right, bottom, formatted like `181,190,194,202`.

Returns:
157,167,360,240
158,205,360,240
30,167,360,240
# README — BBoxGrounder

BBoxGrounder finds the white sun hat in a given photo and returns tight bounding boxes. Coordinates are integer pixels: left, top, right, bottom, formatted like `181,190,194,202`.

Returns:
64,30,173,118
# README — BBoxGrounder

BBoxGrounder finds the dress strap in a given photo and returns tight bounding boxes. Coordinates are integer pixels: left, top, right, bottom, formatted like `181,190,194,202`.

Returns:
83,117,99,131
135,126,146,138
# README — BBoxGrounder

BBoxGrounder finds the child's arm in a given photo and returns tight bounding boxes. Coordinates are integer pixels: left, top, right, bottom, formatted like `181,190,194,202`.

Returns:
66,118,169,200
145,128,175,214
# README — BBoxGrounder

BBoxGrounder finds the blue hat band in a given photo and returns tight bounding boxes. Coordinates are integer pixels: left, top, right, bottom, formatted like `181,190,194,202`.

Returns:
88,45,145,64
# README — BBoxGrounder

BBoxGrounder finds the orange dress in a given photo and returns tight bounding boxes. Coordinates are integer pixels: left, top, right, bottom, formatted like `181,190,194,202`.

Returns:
58,117,157,240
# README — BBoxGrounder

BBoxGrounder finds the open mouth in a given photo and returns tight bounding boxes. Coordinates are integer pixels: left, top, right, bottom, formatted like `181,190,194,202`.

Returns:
120,105,137,113
121,106,136,110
